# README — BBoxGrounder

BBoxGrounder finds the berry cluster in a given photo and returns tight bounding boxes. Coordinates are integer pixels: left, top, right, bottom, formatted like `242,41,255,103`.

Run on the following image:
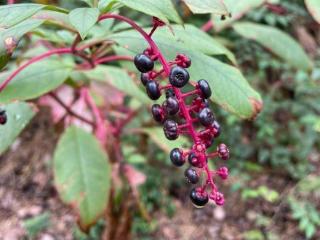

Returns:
134,51,230,207
0,109,7,125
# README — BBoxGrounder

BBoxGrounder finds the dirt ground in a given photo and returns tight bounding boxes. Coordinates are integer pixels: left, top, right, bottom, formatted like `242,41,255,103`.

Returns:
0,109,319,240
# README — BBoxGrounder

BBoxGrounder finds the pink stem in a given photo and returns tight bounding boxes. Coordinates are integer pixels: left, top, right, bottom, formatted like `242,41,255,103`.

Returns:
201,20,214,32
81,87,107,145
7,0,15,4
0,48,72,92
94,55,133,65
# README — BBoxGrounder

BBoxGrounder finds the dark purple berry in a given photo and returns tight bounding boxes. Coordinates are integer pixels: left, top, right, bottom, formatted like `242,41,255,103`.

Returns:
134,54,154,73
163,120,179,140
198,107,215,126
163,96,179,115
217,143,229,160
151,104,164,123
165,89,175,99
146,80,161,100
0,110,7,125
169,66,190,88
185,168,199,184
188,152,201,167
170,148,185,167
140,73,149,86
190,188,209,207
210,120,221,137
197,79,211,99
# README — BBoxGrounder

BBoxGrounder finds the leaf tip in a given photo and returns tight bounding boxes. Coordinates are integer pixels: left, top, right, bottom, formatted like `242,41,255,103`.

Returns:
249,97,263,120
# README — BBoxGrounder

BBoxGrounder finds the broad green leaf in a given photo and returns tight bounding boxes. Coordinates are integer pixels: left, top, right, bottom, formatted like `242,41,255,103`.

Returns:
69,8,100,39
53,126,110,229
233,22,313,71
0,102,37,155
212,0,265,31
82,65,150,103
33,10,74,31
182,0,229,16
0,4,44,28
305,0,320,24
110,28,262,119
141,127,189,153
0,60,72,103
0,19,44,70
118,0,182,24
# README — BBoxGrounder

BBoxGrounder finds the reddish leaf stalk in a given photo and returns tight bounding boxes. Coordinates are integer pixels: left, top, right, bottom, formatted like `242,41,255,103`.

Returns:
201,20,214,32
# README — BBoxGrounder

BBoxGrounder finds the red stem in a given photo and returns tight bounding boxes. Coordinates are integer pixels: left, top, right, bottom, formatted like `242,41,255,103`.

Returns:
49,92,95,126
7,0,15,4
94,55,133,65
0,48,72,92
201,20,214,32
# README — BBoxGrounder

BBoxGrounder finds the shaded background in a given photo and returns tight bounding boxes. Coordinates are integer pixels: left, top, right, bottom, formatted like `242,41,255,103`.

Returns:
0,0,319,239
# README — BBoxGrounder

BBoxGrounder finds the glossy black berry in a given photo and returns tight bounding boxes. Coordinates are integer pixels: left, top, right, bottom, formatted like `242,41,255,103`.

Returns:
170,148,185,167
165,89,175,99
190,188,209,207
146,80,161,100
217,143,229,160
169,66,190,88
198,107,215,126
134,54,154,73
163,120,179,140
185,168,199,184
140,73,149,86
0,110,7,125
188,152,200,167
163,96,179,115
198,79,211,99
151,104,164,123
211,120,221,137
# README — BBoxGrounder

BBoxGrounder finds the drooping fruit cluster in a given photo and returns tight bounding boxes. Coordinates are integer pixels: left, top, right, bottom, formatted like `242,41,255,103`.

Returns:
0,109,7,125
134,49,230,207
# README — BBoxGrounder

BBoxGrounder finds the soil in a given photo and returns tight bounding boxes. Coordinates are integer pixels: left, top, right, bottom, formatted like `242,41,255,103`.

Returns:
0,109,319,240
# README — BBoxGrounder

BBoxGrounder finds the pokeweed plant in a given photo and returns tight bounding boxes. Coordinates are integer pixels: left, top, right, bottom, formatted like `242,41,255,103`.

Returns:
6,0,317,235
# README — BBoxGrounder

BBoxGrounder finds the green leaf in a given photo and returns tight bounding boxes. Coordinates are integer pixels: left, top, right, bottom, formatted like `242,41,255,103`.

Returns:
0,19,44,70
212,0,265,31
233,22,313,71
117,0,182,24
0,60,72,104
110,28,262,119
23,212,50,238
53,126,110,229
82,65,150,103
69,8,100,39
305,224,316,239
0,102,37,155
141,127,189,153
305,0,320,24
0,3,44,28
182,0,229,15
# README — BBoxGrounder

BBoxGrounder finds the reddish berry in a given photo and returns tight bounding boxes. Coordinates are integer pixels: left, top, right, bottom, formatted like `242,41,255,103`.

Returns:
169,66,190,88
0,110,7,125
170,148,185,167
217,143,229,160
163,96,179,115
217,167,228,180
198,107,215,126
140,73,149,86
134,54,154,73
199,130,214,148
185,168,199,184
163,120,179,140
151,104,164,123
146,80,161,100
197,79,211,99
175,54,191,68
190,188,208,207
215,192,225,206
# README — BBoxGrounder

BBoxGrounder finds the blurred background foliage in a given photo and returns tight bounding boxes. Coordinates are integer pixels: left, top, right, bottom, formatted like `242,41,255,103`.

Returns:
0,0,319,239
